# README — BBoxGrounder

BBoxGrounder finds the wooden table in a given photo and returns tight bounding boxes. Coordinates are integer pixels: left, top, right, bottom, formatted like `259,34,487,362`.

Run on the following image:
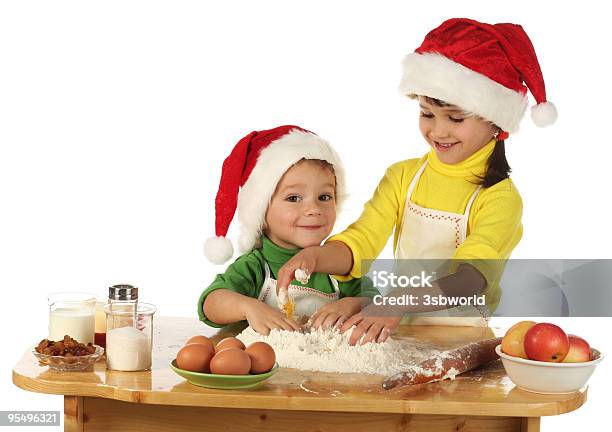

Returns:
13,317,586,432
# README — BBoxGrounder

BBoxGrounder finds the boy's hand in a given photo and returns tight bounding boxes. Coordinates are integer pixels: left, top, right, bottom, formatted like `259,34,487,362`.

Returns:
307,297,365,331
276,246,321,295
243,298,302,335
339,303,403,346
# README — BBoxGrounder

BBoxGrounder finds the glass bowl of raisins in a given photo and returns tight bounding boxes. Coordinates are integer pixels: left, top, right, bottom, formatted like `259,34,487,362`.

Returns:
33,335,104,371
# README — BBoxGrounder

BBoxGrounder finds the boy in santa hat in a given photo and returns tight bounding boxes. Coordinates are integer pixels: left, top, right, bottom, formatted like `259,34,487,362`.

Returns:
198,125,378,335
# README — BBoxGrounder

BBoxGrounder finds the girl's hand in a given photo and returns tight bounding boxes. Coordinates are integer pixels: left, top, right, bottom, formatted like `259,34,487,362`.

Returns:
339,304,403,346
243,298,302,335
307,297,365,330
276,246,321,295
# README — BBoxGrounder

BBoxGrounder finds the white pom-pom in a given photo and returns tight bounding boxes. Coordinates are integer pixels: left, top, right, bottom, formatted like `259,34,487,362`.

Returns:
531,101,557,127
204,236,234,264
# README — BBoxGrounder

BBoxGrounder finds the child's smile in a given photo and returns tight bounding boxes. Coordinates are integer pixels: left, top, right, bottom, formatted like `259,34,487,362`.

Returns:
432,140,459,152
298,224,325,231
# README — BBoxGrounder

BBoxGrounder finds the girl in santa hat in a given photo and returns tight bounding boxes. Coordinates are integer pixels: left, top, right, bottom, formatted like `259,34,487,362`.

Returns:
199,125,378,335
276,18,557,344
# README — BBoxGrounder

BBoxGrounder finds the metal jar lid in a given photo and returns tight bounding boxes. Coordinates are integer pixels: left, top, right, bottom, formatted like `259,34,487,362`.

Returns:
108,284,139,301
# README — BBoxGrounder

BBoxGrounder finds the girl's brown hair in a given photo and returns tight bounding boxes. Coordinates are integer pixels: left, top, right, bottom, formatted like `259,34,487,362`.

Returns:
425,96,511,188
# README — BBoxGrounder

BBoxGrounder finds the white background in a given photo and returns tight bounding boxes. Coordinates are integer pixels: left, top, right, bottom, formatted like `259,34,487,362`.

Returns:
1,1,610,430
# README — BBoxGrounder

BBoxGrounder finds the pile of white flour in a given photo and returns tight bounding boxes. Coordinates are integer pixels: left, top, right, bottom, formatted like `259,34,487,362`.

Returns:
236,326,444,376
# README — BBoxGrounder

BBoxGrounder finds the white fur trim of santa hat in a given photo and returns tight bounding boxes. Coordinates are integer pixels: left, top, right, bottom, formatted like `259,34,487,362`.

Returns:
236,129,346,254
399,52,529,133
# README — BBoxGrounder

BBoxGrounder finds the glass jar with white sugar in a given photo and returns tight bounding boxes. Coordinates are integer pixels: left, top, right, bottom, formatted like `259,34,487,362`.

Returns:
104,302,156,371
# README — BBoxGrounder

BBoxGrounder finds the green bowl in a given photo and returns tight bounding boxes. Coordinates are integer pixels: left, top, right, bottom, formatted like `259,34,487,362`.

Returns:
170,360,279,389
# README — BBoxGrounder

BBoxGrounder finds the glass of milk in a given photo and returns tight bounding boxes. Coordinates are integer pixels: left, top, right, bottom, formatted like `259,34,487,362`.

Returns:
48,292,97,344
105,302,156,371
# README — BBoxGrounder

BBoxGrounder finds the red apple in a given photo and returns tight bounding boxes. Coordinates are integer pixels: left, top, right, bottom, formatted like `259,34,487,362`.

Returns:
501,320,536,359
562,335,591,363
524,323,570,362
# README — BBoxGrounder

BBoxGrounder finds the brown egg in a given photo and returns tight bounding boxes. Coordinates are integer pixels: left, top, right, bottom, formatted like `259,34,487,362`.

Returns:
245,342,276,374
215,337,245,352
210,348,251,375
176,343,215,372
185,335,215,354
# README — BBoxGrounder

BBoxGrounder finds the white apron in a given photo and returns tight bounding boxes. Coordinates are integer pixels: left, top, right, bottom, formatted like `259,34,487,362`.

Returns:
395,161,489,326
258,262,340,319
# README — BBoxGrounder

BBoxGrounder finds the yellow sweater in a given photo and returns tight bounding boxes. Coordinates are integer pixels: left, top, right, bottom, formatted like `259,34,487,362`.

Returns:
329,140,523,310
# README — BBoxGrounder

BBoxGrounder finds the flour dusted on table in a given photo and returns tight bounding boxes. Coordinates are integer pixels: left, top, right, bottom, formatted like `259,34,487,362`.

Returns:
236,326,449,376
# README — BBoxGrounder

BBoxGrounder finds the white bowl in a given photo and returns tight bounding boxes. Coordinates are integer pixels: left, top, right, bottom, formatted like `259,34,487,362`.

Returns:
496,344,604,394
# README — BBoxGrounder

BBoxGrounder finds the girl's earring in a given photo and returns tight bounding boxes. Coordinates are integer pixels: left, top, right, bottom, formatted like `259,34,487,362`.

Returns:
493,130,509,141
496,131,509,141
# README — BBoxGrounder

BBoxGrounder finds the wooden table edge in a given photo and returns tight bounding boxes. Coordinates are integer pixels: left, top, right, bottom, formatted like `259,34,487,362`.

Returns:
12,368,587,417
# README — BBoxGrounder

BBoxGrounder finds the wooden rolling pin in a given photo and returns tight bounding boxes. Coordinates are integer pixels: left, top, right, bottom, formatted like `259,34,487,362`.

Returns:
383,337,501,390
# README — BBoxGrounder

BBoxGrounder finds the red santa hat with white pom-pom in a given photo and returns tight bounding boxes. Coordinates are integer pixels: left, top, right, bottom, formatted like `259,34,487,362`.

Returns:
204,125,346,265
399,18,557,134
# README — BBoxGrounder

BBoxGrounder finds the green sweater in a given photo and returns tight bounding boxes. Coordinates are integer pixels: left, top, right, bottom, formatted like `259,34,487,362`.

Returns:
198,236,378,327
